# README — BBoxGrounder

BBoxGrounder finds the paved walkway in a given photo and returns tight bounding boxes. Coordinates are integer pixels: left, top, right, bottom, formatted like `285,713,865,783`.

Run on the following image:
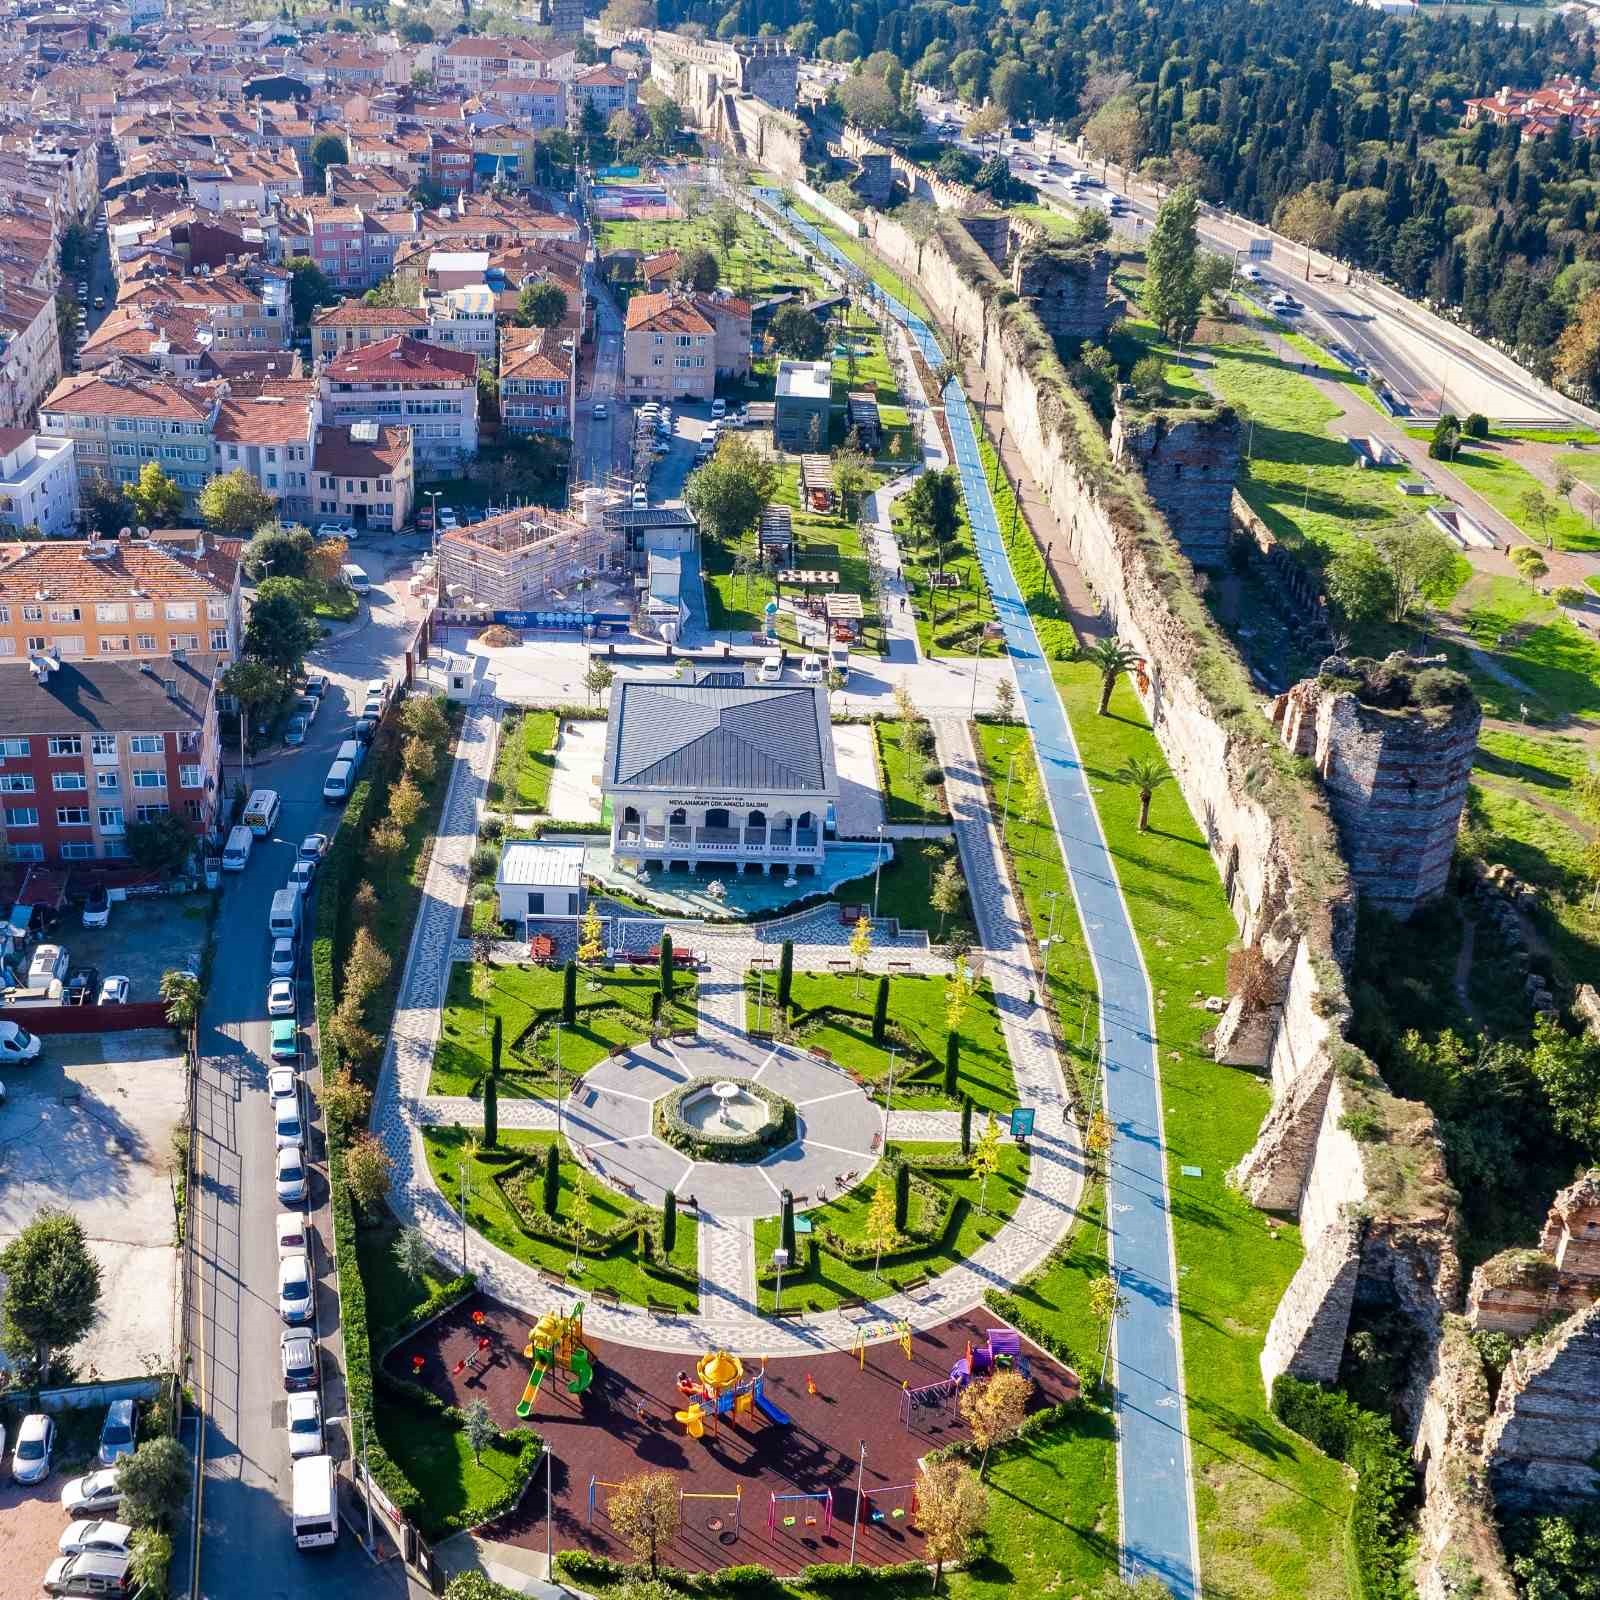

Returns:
758,194,1201,1598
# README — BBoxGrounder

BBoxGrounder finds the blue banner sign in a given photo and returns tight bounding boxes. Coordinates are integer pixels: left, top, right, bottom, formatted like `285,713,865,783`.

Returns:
1009,1107,1036,1139
490,610,631,630
595,165,641,179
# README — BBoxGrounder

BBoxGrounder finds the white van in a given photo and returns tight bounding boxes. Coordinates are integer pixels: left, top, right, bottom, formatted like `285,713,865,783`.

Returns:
243,789,281,837
757,651,782,683
269,888,301,942
335,739,364,773
322,759,355,802
291,1455,339,1550
222,825,254,871
0,1019,41,1061
341,564,370,596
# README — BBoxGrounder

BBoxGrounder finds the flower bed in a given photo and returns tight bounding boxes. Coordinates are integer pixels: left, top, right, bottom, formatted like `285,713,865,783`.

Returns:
654,1075,797,1162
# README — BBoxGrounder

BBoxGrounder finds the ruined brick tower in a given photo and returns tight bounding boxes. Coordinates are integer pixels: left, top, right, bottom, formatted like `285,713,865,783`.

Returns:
1110,401,1242,568
1272,655,1481,919
1009,241,1114,341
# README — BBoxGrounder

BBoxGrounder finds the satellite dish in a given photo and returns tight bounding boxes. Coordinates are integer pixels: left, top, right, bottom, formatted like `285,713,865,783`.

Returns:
137,526,150,538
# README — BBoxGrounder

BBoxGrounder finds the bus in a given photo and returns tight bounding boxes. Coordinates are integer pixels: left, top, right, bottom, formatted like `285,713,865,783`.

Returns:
243,789,281,837
292,1455,339,1550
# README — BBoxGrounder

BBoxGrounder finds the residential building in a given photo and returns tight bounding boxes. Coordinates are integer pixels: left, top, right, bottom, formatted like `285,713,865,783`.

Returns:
0,651,223,866
317,335,478,471
495,840,584,923
0,534,242,665
425,285,497,360
570,65,637,131
482,75,567,133
211,388,316,524
0,432,78,539
311,302,429,364
1463,77,1600,139
602,669,839,875
774,359,833,452
499,325,571,437
0,277,64,432
623,291,752,403
310,421,414,533
436,35,576,95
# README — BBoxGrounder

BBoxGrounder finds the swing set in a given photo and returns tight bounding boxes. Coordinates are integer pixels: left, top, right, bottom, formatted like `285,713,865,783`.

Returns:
589,1477,744,1539
849,1319,912,1370
898,1376,962,1430
861,1482,918,1528
767,1488,834,1538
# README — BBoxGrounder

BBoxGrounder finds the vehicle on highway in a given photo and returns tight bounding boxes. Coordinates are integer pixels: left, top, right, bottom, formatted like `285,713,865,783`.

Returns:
222,823,253,871
1269,291,1301,314
0,1020,40,1061
284,714,309,747
276,1143,308,1204
299,834,329,862
287,1391,324,1459
270,1019,299,1062
278,1252,313,1324
97,975,129,1006
60,1470,123,1518
281,1327,318,1390
57,1524,132,1559
12,1411,54,1482
270,936,298,978
97,1401,136,1467
81,887,110,928
1240,264,1265,283
267,977,296,1018
592,401,608,419
42,1550,129,1596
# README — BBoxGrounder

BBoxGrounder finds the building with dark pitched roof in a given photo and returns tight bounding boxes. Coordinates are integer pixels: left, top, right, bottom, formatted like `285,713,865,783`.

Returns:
602,668,838,875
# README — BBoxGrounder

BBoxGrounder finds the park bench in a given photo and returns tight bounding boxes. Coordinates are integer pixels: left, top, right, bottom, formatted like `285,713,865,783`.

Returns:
828,959,852,973
898,1275,932,1296
811,1047,833,1064
888,960,916,973
769,1306,807,1321
538,1268,567,1290
838,1296,866,1312
591,1286,621,1308
647,1297,676,1318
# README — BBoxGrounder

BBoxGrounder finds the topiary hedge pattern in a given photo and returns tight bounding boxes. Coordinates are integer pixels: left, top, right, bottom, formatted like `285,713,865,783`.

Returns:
655,1076,797,1162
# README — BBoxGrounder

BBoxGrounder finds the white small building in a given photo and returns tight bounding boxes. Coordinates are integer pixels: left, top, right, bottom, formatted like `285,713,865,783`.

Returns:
0,430,78,537
496,840,586,922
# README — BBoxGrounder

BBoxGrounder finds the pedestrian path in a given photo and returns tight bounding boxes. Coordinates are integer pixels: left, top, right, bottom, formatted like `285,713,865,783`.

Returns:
756,194,1201,1599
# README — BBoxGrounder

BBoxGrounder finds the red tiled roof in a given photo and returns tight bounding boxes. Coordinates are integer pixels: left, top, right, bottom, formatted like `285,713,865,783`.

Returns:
322,333,477,383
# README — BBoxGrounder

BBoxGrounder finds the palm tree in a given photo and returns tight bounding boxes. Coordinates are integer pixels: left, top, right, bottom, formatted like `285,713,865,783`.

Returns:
1117,755,1172,832
1078,636,1141,715
160,969,201,1032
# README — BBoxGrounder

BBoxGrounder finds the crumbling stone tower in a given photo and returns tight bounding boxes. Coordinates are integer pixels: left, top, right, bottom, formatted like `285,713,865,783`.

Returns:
1009,241,1114,340
1469,1170,1600,1336
1272,655,1481,918
1110,401,1242,568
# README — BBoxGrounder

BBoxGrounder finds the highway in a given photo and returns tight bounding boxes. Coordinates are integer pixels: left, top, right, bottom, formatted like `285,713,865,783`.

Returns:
183,555,420,1600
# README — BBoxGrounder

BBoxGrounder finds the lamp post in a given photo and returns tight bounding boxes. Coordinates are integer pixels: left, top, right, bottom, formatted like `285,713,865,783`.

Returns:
425,488,441,547
361,1409,375,1552
545,1445,555,1568
1043,888,1061,978
883,1046,898,1144
458,1153,469,1273
772,1245,790,1313
848,1439,868,1567
553,1023,564,1139
871,822,884,920
1002,748,1018,820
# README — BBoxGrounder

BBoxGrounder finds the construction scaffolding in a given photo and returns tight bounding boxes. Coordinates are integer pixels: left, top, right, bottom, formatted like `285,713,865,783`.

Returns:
435,496,622,610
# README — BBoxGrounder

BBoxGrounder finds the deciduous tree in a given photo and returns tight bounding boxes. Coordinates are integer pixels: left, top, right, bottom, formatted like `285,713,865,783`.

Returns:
344,1132,393,1212
199,469,277,535
0,1209,102,1374
128,461,184,528
918,1459,988,1591
683,435,774,544
1275,186,1338,281
958,1370,1033,1477
607,1471,679,1576
117,1437,189,1529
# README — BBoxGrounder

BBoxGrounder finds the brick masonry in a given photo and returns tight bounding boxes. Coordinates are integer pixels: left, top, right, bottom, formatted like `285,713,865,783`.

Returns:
1109,403,1242,570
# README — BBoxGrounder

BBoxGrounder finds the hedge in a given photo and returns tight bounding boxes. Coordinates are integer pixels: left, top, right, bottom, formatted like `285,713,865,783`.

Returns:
552,1551,929,1594
655,1076,797,1162
1270,1376,1418,1600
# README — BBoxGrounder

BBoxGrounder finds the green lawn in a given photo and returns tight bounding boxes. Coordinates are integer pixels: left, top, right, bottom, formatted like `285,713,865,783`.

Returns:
831,322,914,460
375,1394,531,1541
750,1141,1029,1311
597,205,821,304
782,197,936,324
1457,573,1600,722
893,467,1002,659
421,1125,700,1312
1050,663,1352,1600
831,836,974,940
357,1218,455,1345
489,708,559,815
1443,438,1600,552
874,718,946,823
1553,450,1600,494
430,961,700,1098
747,966,1019,1112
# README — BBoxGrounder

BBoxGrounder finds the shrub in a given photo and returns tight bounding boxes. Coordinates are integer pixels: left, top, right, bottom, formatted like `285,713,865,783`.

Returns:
1464,412,1488,439
477,816,504,843
1411,667,1473,708
655,1077,797,1162
1551,584,1585,607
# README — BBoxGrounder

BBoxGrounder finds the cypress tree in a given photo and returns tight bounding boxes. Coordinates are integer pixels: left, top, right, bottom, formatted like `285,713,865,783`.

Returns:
542,1141,560,1214
893,1159,910,1232
960,1095,973,1156
659,932,674,999
484,1069,499,1149
777,939,794,1009
561,958,577,1024
662,1189,677,1254
944,1032,960,1098
780,1188,796,1258
872,974,890,1045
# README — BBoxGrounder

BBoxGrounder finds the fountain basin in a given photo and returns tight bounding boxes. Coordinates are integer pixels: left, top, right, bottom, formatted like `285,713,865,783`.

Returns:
657,1075,796,1162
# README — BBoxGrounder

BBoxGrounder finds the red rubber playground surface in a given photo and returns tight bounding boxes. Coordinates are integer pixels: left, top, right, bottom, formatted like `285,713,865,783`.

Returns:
385,1296,1078,1575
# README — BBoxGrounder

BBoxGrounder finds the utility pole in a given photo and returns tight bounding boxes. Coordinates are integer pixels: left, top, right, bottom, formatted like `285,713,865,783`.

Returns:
848,1439,868,1566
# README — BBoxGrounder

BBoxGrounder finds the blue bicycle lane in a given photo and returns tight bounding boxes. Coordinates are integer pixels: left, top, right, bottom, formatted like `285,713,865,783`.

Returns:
758,192,1201,1597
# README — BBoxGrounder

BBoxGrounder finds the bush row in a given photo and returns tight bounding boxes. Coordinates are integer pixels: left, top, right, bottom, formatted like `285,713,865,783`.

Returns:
1270,1376,1418,1600
655,1077,797,1162
553,1550,928,1594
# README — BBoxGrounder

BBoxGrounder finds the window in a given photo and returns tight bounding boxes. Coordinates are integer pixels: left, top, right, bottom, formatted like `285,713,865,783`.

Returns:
52,772,87,791
134,602,154,620
134,803,170,823
95,602,128,623
99,636,130,654
60,841,95,860
177,730,201,753
136,634,157,651
25,635,45,653
170,635,199,652
0,737,30,757
0,605,8,622
179,763,203,788
98,806,125,832
0,640,13,656
56,806,90,826
185,798,204,821
0,774,35,793
49,605,81,623
210,629,229,651
56,637,83,656
96,772,119,791
130,735,164,754
5,806,38,827
48,736,82,757
7,843,43,863
91,733,117,762
132,770,166,789
21,604,41,622
103,839,130,860
206,598,227,620
164,601,198,622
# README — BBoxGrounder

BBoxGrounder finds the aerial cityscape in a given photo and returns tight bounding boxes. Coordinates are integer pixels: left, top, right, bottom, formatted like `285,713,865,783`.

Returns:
0,1,1598,1598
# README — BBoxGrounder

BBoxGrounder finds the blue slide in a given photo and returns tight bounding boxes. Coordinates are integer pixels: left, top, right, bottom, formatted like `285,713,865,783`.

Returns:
753,1391,791,1427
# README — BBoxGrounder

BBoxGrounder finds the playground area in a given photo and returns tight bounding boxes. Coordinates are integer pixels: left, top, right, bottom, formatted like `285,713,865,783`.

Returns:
590,179,683,221
385,1296,1078,1576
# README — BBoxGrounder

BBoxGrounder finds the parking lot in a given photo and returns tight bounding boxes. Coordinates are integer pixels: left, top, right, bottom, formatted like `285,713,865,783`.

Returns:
0,1030,185,1379
51,891,208,1004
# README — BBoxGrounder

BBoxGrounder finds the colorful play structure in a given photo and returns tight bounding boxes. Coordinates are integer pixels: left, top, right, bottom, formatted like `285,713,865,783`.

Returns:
899,1375,963,1430
950,1326,1024,1385
850,1319,912,1369
516,1305,594,1417
768,1488,834,1537
673,1349,792,1440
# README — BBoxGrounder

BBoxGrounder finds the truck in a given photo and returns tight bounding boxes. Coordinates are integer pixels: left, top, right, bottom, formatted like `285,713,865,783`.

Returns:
291,1455,339,1550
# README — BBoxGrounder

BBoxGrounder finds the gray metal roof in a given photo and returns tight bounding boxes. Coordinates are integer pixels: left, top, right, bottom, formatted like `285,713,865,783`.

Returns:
497,841,586,887
608,680,827,793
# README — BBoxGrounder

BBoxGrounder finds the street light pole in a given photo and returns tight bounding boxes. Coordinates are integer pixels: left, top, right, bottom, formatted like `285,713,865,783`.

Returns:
458,1155,468,1273
772,1246,789,1313
871,822,884,920
848,1439,868,1566
362,1409,375,1552
545,1445,555,1569
1043,889,1061,978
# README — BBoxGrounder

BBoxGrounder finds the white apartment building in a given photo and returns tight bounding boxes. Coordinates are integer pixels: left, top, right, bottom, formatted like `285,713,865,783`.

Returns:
0,431,78,538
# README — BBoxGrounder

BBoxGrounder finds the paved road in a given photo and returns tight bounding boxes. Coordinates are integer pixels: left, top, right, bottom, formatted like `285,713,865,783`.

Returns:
184,562,419,1600
573,272,624,487
761,194,1201,1598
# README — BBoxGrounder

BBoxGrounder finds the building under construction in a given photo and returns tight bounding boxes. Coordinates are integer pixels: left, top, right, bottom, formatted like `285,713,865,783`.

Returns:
435,494,618,610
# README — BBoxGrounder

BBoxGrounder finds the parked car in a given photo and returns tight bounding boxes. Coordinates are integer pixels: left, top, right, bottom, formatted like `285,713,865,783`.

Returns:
64,967,100,1006
57,1523,132,1558
275,1144,308,1204
799,654,824,682
710,397,727,418
81,887,110,928
270,937,298,978
592,401,608,419
60,1470,123,1518
281,1327,317,1391
302,673,329,700
314,523,346,540
12,1411,55,1482
299,834,329,862
284,715,309,747
271,1091,304,1152
42,1550,129,1597
286,1391,323,1459
0,1020,41,1061
267,978,296,1018
270,1019,298,1061
294,696,317,722
288,859,315,896
96,1400,136,1467
353,716,378,744
278,1252,313,1324
276,1211,308,1257
97,976,129,1006
28,944,69,986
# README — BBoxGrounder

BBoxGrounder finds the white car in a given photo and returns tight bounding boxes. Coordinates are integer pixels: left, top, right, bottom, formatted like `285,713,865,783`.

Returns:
299,834,329,862
286,1391,323,1459
267,977,296,1017
270,937,298,978
271,1084,303,1152
12,1411,54,1483
1240,264,1265,283
592,401,607,419
97,975,129,1006
288,859,315,896
276,1210,309,1258
314,523,346,540
631,488,648,508
60,1469,122,1518
28,944,69,987
278,1252,313,1324
798,655,825,682
57,1521,132,1558
276,1143,308,1204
